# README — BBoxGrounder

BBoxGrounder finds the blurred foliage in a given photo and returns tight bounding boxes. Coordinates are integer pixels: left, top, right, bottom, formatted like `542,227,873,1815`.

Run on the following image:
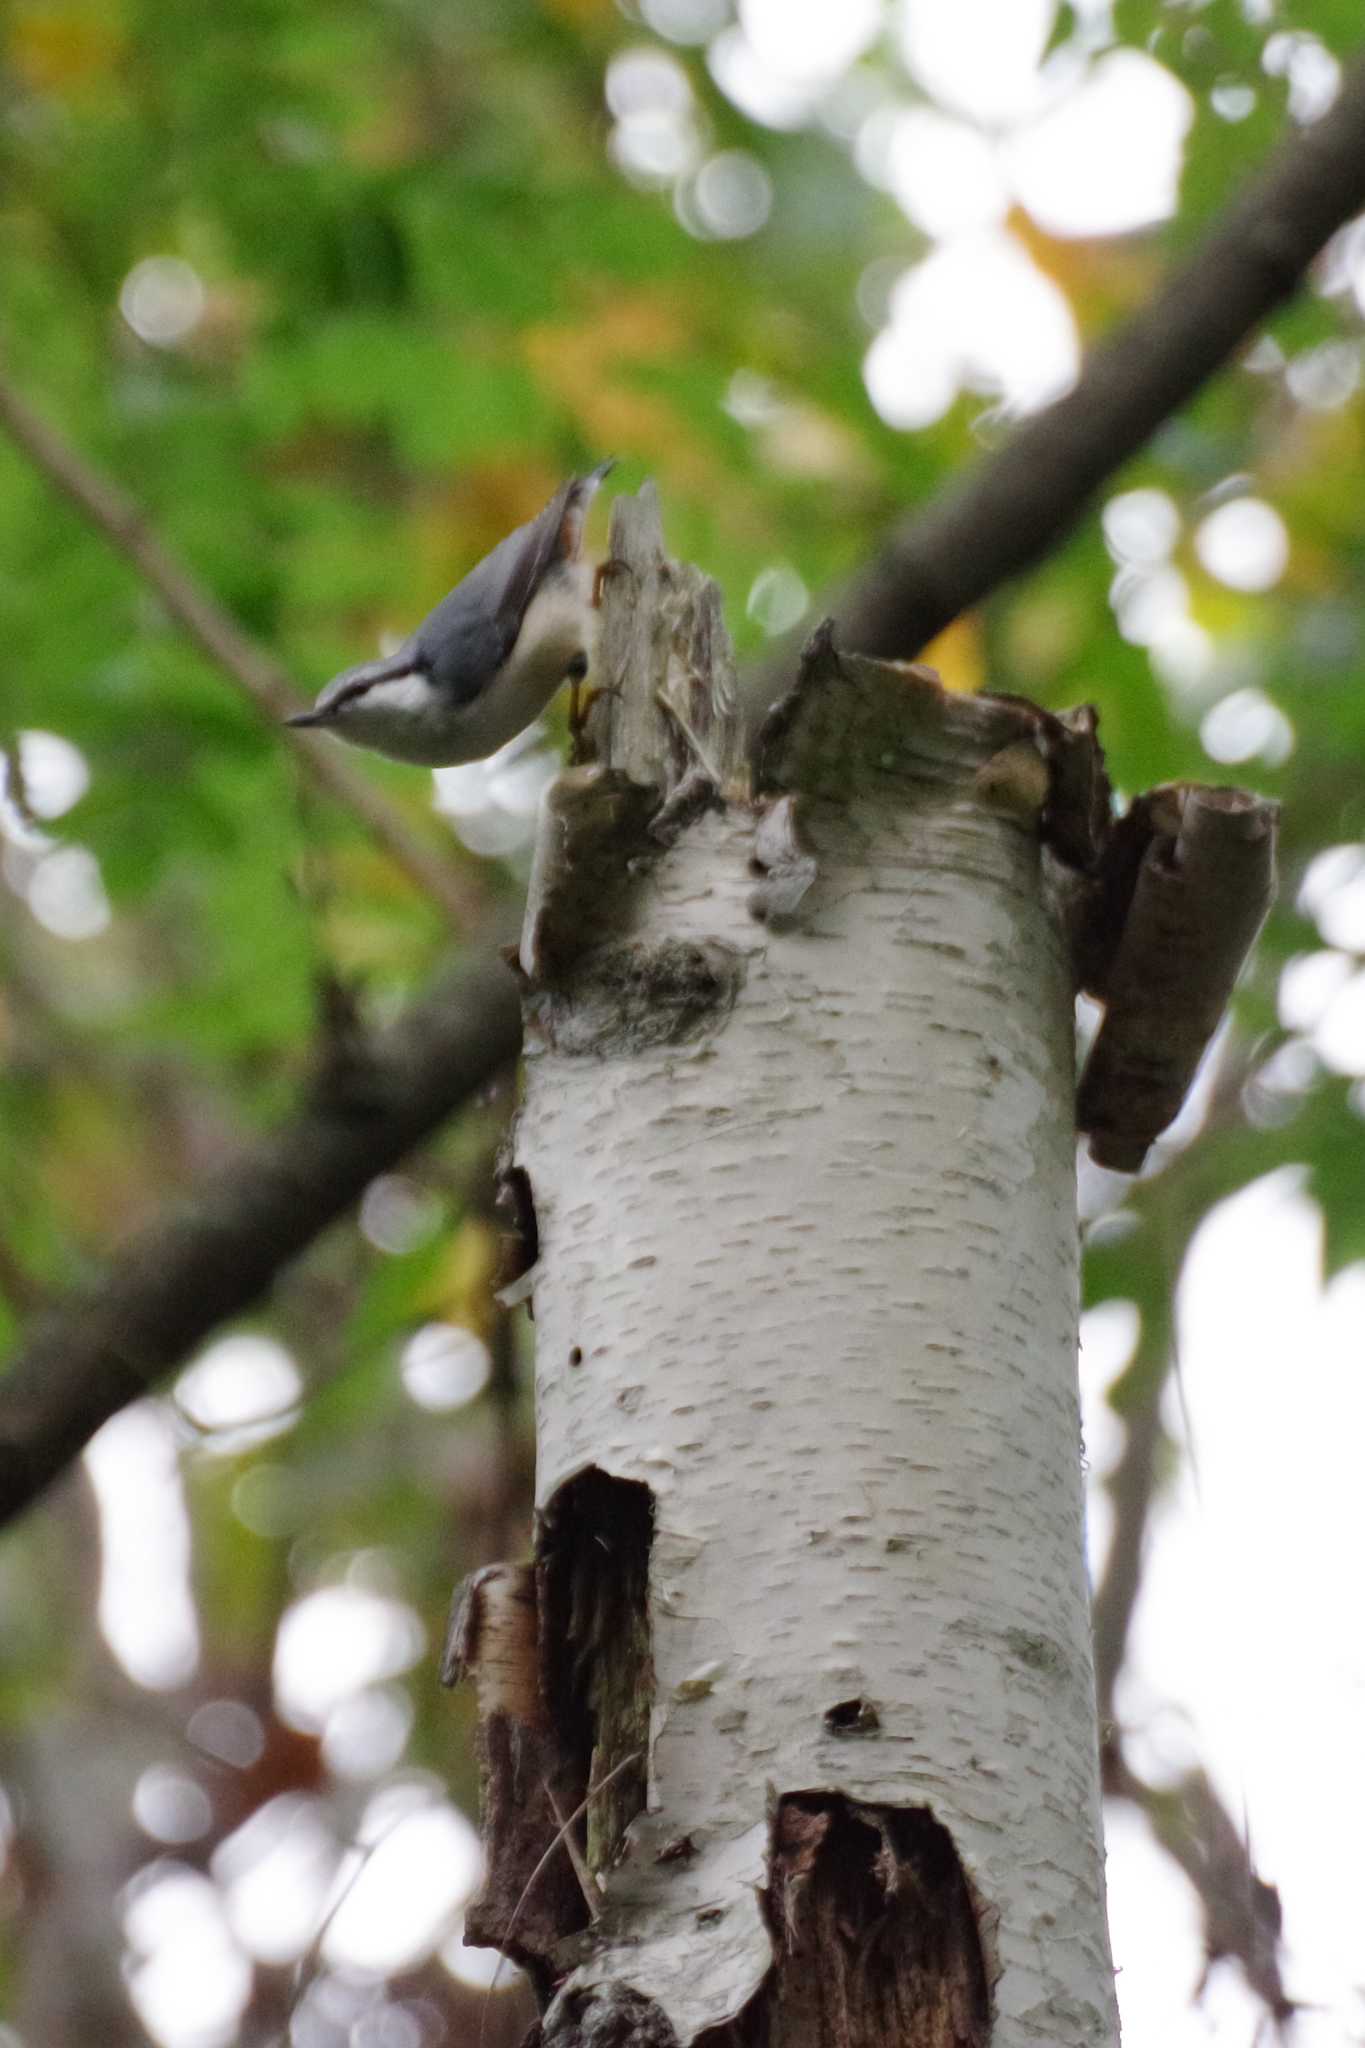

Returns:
1,0,1364,2040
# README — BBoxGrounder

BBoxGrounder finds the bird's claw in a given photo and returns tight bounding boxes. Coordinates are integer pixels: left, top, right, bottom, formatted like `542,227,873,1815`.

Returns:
568,680,621,766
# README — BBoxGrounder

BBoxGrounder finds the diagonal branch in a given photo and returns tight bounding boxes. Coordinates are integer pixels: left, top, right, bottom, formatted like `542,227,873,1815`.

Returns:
0,933,521,1527
755,52,1365,683
0,370,482,932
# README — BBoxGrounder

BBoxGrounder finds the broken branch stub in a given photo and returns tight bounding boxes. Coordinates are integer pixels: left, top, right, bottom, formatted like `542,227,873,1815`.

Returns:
1074,784,1278,1170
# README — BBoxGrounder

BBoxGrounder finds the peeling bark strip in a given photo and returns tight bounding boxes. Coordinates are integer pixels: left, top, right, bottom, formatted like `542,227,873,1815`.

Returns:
441,1564,588,1995
478,487,1121,2047
449,1478,656,1993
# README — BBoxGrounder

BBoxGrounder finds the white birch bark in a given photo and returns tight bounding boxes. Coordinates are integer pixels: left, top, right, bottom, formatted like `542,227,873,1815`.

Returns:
512,491,1118,2046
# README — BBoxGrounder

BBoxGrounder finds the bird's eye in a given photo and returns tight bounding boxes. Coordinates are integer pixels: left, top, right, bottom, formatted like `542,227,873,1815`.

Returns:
565,652,589,681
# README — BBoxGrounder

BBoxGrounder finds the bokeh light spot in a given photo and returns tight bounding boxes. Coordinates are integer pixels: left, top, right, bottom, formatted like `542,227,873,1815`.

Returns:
274,1586,425,1731
120,257,206,347
400,1323,491,1411
1194,497,1289,592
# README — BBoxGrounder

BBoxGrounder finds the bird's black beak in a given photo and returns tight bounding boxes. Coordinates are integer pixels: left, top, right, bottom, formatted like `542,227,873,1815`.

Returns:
284,709,327,729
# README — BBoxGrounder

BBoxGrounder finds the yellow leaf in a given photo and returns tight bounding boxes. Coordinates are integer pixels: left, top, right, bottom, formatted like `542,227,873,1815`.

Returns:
9,5,124,93
421,1217,500,1335
919,612,985,694
524,293,724,489
1008,207,1161,334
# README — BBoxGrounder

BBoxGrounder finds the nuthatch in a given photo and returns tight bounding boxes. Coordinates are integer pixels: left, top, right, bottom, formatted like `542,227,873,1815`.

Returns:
286,461,615,766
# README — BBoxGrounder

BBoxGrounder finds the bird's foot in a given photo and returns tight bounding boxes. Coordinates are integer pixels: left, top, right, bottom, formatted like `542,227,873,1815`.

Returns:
568,680,621,765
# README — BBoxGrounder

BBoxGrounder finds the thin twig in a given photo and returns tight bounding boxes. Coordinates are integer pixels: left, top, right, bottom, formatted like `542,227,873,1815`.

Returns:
543,1778,602,1924
0,735,40,833
0,368,482,931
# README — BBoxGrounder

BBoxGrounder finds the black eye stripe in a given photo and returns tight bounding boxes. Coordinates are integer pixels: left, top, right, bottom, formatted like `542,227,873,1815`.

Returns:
335,671,415,711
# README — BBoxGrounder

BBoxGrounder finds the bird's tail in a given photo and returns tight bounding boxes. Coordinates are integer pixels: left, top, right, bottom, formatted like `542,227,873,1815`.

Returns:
558,457,617,559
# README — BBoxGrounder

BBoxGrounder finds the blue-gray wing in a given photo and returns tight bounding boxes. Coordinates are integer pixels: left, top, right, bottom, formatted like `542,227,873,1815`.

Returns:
411,464,613,706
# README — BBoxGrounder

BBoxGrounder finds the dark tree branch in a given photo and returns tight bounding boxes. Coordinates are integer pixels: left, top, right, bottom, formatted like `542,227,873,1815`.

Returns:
1105,1750,1291,2021
1088,1084,1293,2020
1091,1376,1165,1733
1090,1035,1267,1719
0,367,483,932
756,54,1365,681
0,937,521,1526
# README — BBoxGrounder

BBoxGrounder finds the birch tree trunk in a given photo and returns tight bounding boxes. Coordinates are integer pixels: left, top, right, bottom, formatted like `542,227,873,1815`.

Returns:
457,488,1120,2048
